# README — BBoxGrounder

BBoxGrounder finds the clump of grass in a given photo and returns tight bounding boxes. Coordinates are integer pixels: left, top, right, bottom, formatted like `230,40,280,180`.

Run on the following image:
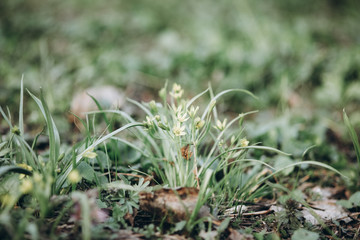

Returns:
0,81,350,239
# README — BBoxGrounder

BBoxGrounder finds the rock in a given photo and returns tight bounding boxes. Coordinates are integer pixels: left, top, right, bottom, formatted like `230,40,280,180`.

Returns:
70,85,125,120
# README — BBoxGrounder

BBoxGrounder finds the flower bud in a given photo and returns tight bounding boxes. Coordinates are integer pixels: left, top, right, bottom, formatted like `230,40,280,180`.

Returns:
68,169,82,184
20,179,33,194
194,117,205,129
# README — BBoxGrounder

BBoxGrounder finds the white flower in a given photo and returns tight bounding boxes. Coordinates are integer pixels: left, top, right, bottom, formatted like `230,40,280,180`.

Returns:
240,138,249,147
68,169,82,184
170,83,184,99
83,148,97,159
214,118,227,131
143,116,154,129
194,117,205,129
188,106,199,118
172,122,186,136
177,111,189,122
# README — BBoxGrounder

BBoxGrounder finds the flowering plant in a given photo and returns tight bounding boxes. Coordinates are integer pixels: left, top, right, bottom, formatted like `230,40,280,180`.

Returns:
138,83,257,188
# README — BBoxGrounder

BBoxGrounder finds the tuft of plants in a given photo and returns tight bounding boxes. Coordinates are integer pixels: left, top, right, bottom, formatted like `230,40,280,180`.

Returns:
0,81,350,239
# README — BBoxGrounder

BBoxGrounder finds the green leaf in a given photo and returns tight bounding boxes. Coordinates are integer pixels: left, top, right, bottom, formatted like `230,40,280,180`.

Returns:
77,162,96,181
19,75,24,135
96,199,108,208
0,165,33,177
173,221,187,233
0,148,11,157
343,109,360,170
56,122,143,191
27,89,61,178
217,218,230,233
291,229,319,240
337,191,360,209
274,156,294,176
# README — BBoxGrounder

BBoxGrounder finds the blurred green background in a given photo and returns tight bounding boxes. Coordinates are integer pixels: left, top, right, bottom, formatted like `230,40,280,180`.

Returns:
1,0,359,136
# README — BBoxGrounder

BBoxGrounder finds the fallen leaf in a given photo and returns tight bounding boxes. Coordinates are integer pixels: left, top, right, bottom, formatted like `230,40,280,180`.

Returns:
199,229,218,240
139,187,210,223
304,200,351,224
227,228,254,240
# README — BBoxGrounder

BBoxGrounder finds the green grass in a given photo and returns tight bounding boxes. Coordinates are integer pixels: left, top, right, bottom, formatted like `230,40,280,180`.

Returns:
0,82,353,239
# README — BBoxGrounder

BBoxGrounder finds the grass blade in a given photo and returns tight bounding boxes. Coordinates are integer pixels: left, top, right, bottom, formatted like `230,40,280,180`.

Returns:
27,89,60,186
343,109,360,169
19,75,24,135
0,165,33,177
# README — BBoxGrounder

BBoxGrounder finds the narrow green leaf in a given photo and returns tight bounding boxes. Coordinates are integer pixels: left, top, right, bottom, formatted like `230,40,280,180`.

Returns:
343,109,360,169
19,75,24,135
0,165,33,177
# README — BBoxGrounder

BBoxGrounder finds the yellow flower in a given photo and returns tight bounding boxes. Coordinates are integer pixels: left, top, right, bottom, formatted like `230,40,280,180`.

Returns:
68,170,82,184
17,163,33,179
82,148,97,159
194,117,205,129
172,122,186,136
20,179,33,194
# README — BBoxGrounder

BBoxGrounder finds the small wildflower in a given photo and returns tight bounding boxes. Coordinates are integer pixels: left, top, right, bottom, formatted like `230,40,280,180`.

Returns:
194,117,205,129
231,136,236,145
159,87,167,99
177,111,189,123
214,118,227,131
17,163,32,179
11,125,21,135
143,116,154,129
149,100,157,113
240,138,249,147
68,169,82,184
172,122,186,136
188,106,199,118
155,115,161,122
170,83,184,99
20,179,33,194
83,148,97,159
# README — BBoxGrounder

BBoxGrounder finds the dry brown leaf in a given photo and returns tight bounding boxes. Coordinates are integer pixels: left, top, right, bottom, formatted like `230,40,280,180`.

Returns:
139,187,210,223
227,228,254,240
